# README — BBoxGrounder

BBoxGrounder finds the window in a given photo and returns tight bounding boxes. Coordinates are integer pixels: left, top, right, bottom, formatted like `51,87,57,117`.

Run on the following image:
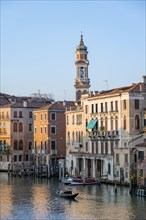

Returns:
19,140,23,150
115,101,118,111
110,101,113,111
144,119,146,126
40,126,43,133
40,114,43,120
135,115,140,130
96,142,98,154
14,111,17,118
111,117,113,131
14,140,18,150
72,115,75,124
92,142,94,154
26,155,28,161
86,142,88,152
68,132,70,144
95,104,98,113
51,140,56,150
85,105,88,114
101,142,104,154
29,142,32,150
108,163,111,175
19,111,22,118
105,142,108,155
135,99,139,109
44,141,46,149
111,141,114,155
105,117,108,131
29,111,32,118
115,116,118,130
123,100,126,109
51,126,56,134
19,123,23,132
105,102,108,112
44,113,47,120
41,141,43,149
138,151,144,160
29,124,32,132
13,122,17,132
116,154,119,163
44,126,47,133
123,115,126,130
51,113,56,120
72,131,75,144
66,115,69,125
14,155,17,162
125,171,128,178
19,155,22,161
101,103,103,112
34,127,37,134
125,154,128,163
91,104,94,113
116,171,119,177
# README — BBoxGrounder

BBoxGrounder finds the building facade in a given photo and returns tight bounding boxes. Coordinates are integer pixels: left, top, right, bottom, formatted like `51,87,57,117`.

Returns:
66,35,146,184
33,102,66,176
0,94,52,171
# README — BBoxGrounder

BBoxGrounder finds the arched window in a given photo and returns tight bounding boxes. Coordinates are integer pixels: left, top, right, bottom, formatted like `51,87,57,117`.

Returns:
123,115,126,130
135,115,140,130
19,122,23,132
13,122,17,132
14,140,18,150
19,140,23,150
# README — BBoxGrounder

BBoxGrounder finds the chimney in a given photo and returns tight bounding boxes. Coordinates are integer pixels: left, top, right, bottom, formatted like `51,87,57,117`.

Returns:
23,100,27,107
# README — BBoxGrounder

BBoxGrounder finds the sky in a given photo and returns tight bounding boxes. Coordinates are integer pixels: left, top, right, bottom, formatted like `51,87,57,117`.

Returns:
1,0,145,101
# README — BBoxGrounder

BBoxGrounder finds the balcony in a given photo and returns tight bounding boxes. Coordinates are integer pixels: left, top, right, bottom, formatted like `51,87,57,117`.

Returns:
51,149,57,155
89,130,119,141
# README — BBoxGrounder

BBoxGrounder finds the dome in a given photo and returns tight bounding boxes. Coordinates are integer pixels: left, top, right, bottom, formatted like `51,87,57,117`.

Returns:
76,34,87,51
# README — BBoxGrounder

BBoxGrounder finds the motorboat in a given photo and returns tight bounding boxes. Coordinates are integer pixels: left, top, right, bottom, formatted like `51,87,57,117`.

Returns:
53,189,78,199
71,178,99,186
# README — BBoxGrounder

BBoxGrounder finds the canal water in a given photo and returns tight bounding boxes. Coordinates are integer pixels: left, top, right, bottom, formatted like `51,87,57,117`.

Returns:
0,173,146,220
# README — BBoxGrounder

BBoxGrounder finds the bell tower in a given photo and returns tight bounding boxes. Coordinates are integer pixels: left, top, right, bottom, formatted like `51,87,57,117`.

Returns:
74,35,90,102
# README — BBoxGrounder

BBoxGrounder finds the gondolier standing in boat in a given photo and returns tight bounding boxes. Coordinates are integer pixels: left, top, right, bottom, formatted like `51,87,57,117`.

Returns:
68,183,72,192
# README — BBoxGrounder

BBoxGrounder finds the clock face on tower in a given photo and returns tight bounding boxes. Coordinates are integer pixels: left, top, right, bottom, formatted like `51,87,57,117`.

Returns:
79,67,85,79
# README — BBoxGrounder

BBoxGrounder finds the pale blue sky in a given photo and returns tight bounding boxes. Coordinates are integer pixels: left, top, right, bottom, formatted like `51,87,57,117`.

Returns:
1,0,145,101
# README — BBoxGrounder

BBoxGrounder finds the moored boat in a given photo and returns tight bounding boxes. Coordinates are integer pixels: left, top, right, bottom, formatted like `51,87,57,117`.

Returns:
71,178,99,186
62,177,73,185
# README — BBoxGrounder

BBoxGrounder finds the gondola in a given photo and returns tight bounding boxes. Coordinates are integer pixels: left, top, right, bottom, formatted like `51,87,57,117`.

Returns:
53,189,78,199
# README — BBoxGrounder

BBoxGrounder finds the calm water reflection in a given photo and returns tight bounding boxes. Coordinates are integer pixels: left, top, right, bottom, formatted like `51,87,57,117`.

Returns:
0,173,146,220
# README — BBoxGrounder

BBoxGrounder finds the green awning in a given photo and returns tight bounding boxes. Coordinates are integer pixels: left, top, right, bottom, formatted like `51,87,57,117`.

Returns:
86,119,97,130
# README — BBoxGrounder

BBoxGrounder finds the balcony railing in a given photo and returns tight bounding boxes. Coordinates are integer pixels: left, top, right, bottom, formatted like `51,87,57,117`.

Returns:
88,130,119,141
51,149,57,155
